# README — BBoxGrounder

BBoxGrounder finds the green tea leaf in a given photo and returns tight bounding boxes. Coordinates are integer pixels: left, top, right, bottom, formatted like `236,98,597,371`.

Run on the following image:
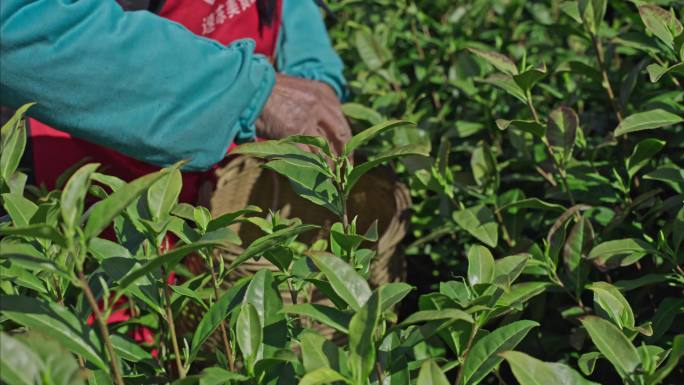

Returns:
355,28,392,71
417,360,450,385
84,166,174,239
587,238,655,270
147,169,182,222
343,120,415,157
283,304,351,333
379,282,414,312
300,331,340,372
588,282,635,329
344,143,430,195
189,279,248,363
547,107,579,163
513,63,547,92
453,205,498,248
299,367,349,385
0,224,66,247
580,316,641,378
0,103,33,182
469,48,519,75
496,119,545,138
1,193,38,227
310,252,371,311
461,320,539,385
627,138,666,180
493,254,529,287
614,109,683,137
228,224,318,271
467,245,495,286
501,350,599,385
236,302,262,370
639,5,682,50
243,269,286,359
399,309,473,327
0,332,43,385
481,74,527,103
60,163,99,231
646,334,684,385
342,103,384,125
348,290,381,384
0,295,107,371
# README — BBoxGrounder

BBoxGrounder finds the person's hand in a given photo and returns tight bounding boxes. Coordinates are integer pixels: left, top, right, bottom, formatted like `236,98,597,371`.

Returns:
256,74,351,156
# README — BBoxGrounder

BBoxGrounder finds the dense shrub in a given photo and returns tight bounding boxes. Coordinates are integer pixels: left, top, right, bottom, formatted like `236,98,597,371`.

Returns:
1,1,683,385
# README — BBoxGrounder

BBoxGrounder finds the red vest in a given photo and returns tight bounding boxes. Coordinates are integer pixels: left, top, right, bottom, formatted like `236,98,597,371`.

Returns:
29,0,282,203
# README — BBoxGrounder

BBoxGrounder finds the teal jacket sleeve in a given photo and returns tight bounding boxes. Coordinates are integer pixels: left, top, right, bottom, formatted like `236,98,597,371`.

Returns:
276,0,347,100
0,0,275,171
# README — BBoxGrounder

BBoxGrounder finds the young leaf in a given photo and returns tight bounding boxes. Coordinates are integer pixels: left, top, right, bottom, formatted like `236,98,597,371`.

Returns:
493,254,529,287
300,331,341,372
467,245,495,286
501,350,599,385
513,63,547,92
379,282,414,312
1,193,38,227
0,332,43,385
310,252,371,311
348,290,381,384
0,295,108,372
227,224,318,271
588,282,635,329
578,0,607,34
614,109,683,137
243,269,287,359
342,103,384,125
0,224,66,247
639,5,683,50
399,309,473,327
344,143,430,195
547,107,579,163
587,238,654,270
299,368,349,385
626,138,666,181
580,316,641,378
60,163,100,231
417,360,450,385
236,302,262,370
282,304,351,333
355,28,392,71
84,166,175,239
453,205,498,248
468,48,519,75
461,320,539,385
647,62,684,83
147,169,182,222
343,120,415,157
0,103,33,182
646,334,684,385
496,119,545,138
188,279,249,363
482,74,527,102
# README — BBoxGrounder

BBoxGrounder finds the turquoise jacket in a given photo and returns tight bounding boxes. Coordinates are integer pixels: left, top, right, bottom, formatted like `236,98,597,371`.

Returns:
0,0,345,171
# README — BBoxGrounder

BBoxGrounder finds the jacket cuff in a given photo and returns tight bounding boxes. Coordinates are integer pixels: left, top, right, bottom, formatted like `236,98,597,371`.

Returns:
233,50,276,143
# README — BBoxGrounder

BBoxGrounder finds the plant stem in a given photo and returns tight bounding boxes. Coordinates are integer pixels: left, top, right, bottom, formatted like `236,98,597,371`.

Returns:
455,323,479,385
161,266,185,378
589,34,624,123
79,272,125,385
208,256,236,372
375,361,384,385
526,92,577,207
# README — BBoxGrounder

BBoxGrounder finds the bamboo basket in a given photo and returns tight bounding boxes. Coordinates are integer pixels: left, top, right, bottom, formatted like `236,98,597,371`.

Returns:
178,155,410,344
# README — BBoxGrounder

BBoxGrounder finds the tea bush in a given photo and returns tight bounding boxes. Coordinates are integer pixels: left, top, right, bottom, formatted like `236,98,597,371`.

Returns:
1,1,684,385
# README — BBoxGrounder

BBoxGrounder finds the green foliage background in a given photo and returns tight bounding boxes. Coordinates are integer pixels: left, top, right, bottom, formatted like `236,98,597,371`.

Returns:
1,1,683,385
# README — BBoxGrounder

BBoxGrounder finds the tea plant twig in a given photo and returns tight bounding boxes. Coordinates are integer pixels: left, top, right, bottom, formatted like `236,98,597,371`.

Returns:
161,266,186,378
78,271,125,385
588,33,624,122
455,324,479,385
526,92,577,207
208,254,236,371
